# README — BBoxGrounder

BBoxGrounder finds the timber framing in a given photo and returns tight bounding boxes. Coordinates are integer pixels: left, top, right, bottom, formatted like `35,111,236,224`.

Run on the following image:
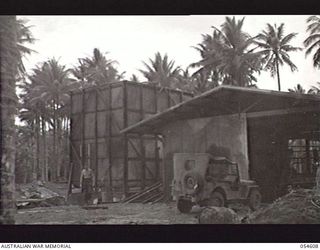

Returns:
69,81,193,199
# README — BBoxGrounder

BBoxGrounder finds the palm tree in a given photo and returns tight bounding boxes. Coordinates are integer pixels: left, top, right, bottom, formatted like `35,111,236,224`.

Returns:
304,16,320,69
19,78,51,181
177,68,219,94
288,83,306,93
0,16,34,224
191,17,263,87
71,59,90,89
307,82,320,95
29,59,74,180
129,74,139,82
139,52,181,88
256,23,301,91
73,48,123,86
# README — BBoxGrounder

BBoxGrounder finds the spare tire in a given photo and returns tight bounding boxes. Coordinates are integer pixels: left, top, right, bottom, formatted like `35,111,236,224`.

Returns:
177,198,193,213
183,172,204,195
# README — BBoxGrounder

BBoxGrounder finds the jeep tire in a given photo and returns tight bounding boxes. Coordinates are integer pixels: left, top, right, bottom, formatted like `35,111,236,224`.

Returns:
248,189,261,211
177,198,193,213
208,191,225,207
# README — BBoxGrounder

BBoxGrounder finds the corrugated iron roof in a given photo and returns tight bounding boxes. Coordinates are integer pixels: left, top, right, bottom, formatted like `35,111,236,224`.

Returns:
120,85,320,134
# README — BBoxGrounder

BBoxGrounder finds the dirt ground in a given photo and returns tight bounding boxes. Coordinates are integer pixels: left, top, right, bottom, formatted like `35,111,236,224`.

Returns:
15,202,199,224
15,182,320,224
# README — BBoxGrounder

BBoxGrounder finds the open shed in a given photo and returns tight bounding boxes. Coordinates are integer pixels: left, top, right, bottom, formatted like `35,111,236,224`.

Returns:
121,86,320,202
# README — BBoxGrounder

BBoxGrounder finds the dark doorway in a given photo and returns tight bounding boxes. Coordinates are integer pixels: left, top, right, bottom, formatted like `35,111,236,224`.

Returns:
247,111,320,202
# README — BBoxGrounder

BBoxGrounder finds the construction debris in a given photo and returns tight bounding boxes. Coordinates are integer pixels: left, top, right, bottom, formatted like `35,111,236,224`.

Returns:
16,181,67,209
121,182,163,204
247,188,320,224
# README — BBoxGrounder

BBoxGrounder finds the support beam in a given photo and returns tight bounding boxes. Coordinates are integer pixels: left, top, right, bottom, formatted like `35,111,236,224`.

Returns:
123,81,128,196
247,106,320,118
108,86,113,197
139,84,146,190
94,90,98,190
81,90,85,170
154,85,158,113
155,139,160,181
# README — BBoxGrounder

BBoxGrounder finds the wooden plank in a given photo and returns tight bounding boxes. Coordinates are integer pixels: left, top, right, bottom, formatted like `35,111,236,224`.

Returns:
94,90,98,189
123,81,128,196
154,85,158,113
155,139,160,181
167,88,171,107
122,181,162,203
108,86,113,195
246,106,320,118
139,84,145,189
81,89,85,169
179,91,183,103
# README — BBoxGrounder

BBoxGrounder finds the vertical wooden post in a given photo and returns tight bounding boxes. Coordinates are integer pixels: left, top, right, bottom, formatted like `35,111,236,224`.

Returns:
167,89,171,108
95,89,98,190
139,84,146,189
108,85,113,198
154,86,160,183
81,90,85,170
179,91,183,103
68,92,73,194
155,137,160,181
154,85,158,113
123,82,128,196
306,139,311,174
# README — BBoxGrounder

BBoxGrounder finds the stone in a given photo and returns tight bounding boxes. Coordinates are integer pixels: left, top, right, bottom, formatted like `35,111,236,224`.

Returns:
198,206,239,224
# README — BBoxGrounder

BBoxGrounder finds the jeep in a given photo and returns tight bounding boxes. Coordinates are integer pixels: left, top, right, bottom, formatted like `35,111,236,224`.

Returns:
172,153,261,213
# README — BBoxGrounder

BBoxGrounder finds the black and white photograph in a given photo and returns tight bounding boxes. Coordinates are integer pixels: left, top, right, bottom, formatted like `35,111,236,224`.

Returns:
1,14,320,230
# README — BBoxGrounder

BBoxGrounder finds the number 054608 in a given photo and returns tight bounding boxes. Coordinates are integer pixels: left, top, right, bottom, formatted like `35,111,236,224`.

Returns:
300,244,319,248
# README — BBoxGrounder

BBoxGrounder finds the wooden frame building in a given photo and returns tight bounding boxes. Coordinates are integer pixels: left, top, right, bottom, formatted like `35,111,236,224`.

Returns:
69,81,193,200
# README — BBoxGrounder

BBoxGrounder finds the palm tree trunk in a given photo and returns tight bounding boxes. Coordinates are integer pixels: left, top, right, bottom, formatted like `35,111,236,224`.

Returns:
276,60,281,91
0,15,19,224
32,121,37,180
52,103,57,181
57,116,61,179
35,115,40,180
41,117,48,181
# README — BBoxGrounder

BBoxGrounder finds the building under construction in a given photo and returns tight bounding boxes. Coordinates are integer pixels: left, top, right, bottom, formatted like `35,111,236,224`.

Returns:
70,82,320,202
69,81,193,201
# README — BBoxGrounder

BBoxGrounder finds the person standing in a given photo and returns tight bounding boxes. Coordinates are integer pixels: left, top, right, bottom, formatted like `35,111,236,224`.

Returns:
316,163,320,196
80,164,95,204
311,149,320,196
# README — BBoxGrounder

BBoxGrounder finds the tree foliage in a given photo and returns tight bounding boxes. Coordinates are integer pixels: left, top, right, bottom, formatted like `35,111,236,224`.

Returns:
72,48,123,86
256,23,301,91
304,16,320,69
139,52,181,88
191,17,263,87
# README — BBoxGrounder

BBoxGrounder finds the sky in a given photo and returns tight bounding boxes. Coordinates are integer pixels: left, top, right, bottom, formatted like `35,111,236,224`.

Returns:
19,15,320,92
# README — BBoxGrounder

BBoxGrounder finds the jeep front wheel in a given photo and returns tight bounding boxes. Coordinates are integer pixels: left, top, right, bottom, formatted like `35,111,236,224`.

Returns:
208,191,225,207
177,198,193,213
248,189,261,211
